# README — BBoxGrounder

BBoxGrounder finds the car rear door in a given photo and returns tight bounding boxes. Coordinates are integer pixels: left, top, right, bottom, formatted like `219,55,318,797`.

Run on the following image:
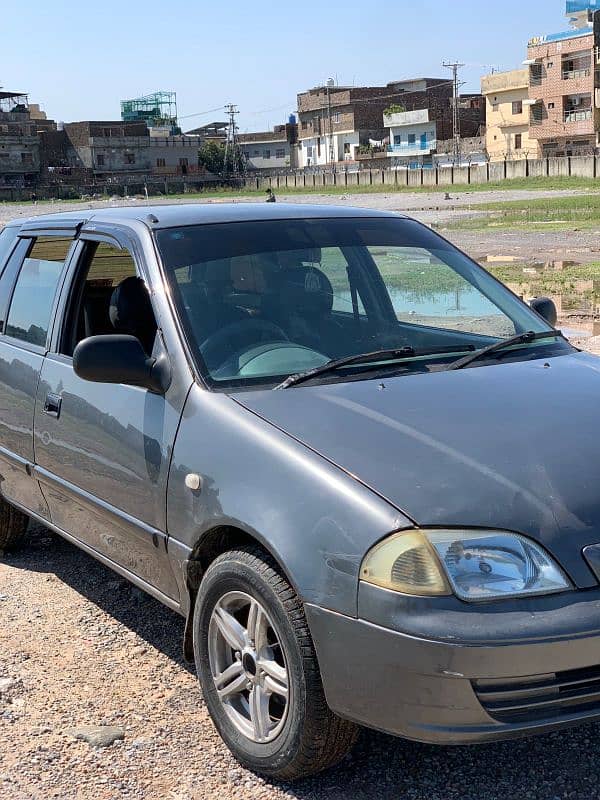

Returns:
0,222,78,519
33,224,185,604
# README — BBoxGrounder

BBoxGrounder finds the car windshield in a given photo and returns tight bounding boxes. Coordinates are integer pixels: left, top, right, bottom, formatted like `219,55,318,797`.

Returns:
155,216,559,390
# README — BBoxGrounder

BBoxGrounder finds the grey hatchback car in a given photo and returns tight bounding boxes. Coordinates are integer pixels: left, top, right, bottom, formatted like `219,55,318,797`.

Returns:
2,202,600,779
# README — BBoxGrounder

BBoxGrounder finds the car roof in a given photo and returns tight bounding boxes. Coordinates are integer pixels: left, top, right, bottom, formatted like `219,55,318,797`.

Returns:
6,202,404,232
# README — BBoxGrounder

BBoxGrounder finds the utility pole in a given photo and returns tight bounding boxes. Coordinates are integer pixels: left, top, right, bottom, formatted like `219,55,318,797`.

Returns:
326,77,336,170
223,103,242,182
443,61,465,166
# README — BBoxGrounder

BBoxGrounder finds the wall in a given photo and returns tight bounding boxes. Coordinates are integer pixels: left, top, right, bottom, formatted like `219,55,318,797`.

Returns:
245,154,598,189
241,139,292,170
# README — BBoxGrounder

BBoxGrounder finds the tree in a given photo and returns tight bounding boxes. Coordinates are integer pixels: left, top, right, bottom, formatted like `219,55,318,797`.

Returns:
384,104,406,116
198,141,226,175
198,141,246,177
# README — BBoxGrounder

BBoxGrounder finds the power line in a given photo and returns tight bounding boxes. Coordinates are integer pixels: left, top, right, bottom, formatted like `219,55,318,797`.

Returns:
178,105,226,121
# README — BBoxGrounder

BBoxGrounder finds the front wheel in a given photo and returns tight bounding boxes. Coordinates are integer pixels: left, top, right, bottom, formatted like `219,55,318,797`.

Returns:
193,546,358,780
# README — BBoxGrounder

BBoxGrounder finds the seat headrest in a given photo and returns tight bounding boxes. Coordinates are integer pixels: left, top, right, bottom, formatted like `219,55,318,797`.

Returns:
273,267,333,317
277,248,322,270
109,276,156,349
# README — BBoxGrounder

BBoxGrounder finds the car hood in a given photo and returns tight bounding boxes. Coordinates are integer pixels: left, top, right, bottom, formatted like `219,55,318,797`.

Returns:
233,352,600,588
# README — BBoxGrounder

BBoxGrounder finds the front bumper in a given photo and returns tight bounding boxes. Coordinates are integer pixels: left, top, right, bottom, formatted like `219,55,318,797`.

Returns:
305,586,600,744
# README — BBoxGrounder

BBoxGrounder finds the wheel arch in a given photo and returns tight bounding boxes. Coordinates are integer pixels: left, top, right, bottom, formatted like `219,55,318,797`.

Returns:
182,524,300,662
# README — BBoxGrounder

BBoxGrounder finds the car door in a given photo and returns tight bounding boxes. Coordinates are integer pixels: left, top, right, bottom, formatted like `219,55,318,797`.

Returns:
33,227,183,603
0,225,78,519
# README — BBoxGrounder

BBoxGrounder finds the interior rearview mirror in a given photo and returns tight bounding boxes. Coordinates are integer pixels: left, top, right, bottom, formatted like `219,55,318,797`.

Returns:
73,334,170,393
530,296,557,327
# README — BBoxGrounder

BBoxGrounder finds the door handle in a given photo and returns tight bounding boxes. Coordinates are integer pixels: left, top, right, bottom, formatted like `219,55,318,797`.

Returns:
43,393,62,419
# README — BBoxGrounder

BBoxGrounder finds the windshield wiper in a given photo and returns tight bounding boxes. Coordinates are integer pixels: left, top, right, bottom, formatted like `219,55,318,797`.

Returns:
445,330,565,371
275,345,476,390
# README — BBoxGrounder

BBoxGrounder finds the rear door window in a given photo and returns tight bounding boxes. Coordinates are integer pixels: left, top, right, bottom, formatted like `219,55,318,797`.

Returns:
5,237,72,347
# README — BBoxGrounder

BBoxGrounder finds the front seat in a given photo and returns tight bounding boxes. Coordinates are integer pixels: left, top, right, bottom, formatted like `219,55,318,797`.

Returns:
266,262,340,353
181,260,251,343
109,276,157,355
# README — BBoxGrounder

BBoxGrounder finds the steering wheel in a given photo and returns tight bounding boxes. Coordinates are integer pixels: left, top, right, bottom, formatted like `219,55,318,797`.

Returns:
200,319,289,370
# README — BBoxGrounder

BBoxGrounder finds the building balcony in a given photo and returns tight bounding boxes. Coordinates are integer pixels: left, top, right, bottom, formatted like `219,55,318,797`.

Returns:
564,107,592,122
387,139,436,156
562,67,591,80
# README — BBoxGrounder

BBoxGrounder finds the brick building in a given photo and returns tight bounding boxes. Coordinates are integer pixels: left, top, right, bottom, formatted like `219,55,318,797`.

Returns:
41,120,206,181
526,9,599,156
297,79,484,169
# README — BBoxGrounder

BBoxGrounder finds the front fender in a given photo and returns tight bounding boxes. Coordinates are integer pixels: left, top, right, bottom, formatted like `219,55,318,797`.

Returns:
166,385,407,617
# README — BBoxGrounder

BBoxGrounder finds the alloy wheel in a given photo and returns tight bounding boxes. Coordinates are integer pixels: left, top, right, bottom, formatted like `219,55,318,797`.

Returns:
207,591,290,743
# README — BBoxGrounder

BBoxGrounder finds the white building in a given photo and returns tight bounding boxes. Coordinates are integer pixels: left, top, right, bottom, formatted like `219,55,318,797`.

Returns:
384,108,437,167
239,123,298,171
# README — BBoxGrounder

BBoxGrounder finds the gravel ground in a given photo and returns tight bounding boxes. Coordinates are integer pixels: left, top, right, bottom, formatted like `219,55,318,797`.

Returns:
0,186,589,227
3,514,600,799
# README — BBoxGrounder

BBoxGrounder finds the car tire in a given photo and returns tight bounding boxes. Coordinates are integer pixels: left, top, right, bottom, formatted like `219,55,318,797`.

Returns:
193,545,358,781
0,499,29,552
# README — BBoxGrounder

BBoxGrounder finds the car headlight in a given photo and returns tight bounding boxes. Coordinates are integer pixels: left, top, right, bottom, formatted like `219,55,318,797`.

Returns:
360,529,571,601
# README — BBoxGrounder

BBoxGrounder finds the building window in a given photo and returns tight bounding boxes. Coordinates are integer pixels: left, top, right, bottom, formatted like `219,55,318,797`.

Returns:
275,148,285,159
547,61,554,68
306,146,313,158
394,134,401,145
548,102,555,109
492,103,499,112
515,134,523,150
512,100,523,115
264,149,271,159
408,134,416,145
332,112,340,123
21,152,33,165
253,149,260,156
156,158,166,167
317,138,321,157
344,142,351,154
179,158,189,167
124,152,136,165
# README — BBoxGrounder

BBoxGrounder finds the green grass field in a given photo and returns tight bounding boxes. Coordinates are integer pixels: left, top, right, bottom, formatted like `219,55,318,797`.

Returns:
443,190,600,231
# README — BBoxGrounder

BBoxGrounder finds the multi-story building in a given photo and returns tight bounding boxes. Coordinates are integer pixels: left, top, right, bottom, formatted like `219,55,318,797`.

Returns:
383,86,485,167
296,81,455,168
481,69,541,160
526,2,600,156
0,91,49,187
297,79,484,170
238,121,298,171
43,120,206,180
